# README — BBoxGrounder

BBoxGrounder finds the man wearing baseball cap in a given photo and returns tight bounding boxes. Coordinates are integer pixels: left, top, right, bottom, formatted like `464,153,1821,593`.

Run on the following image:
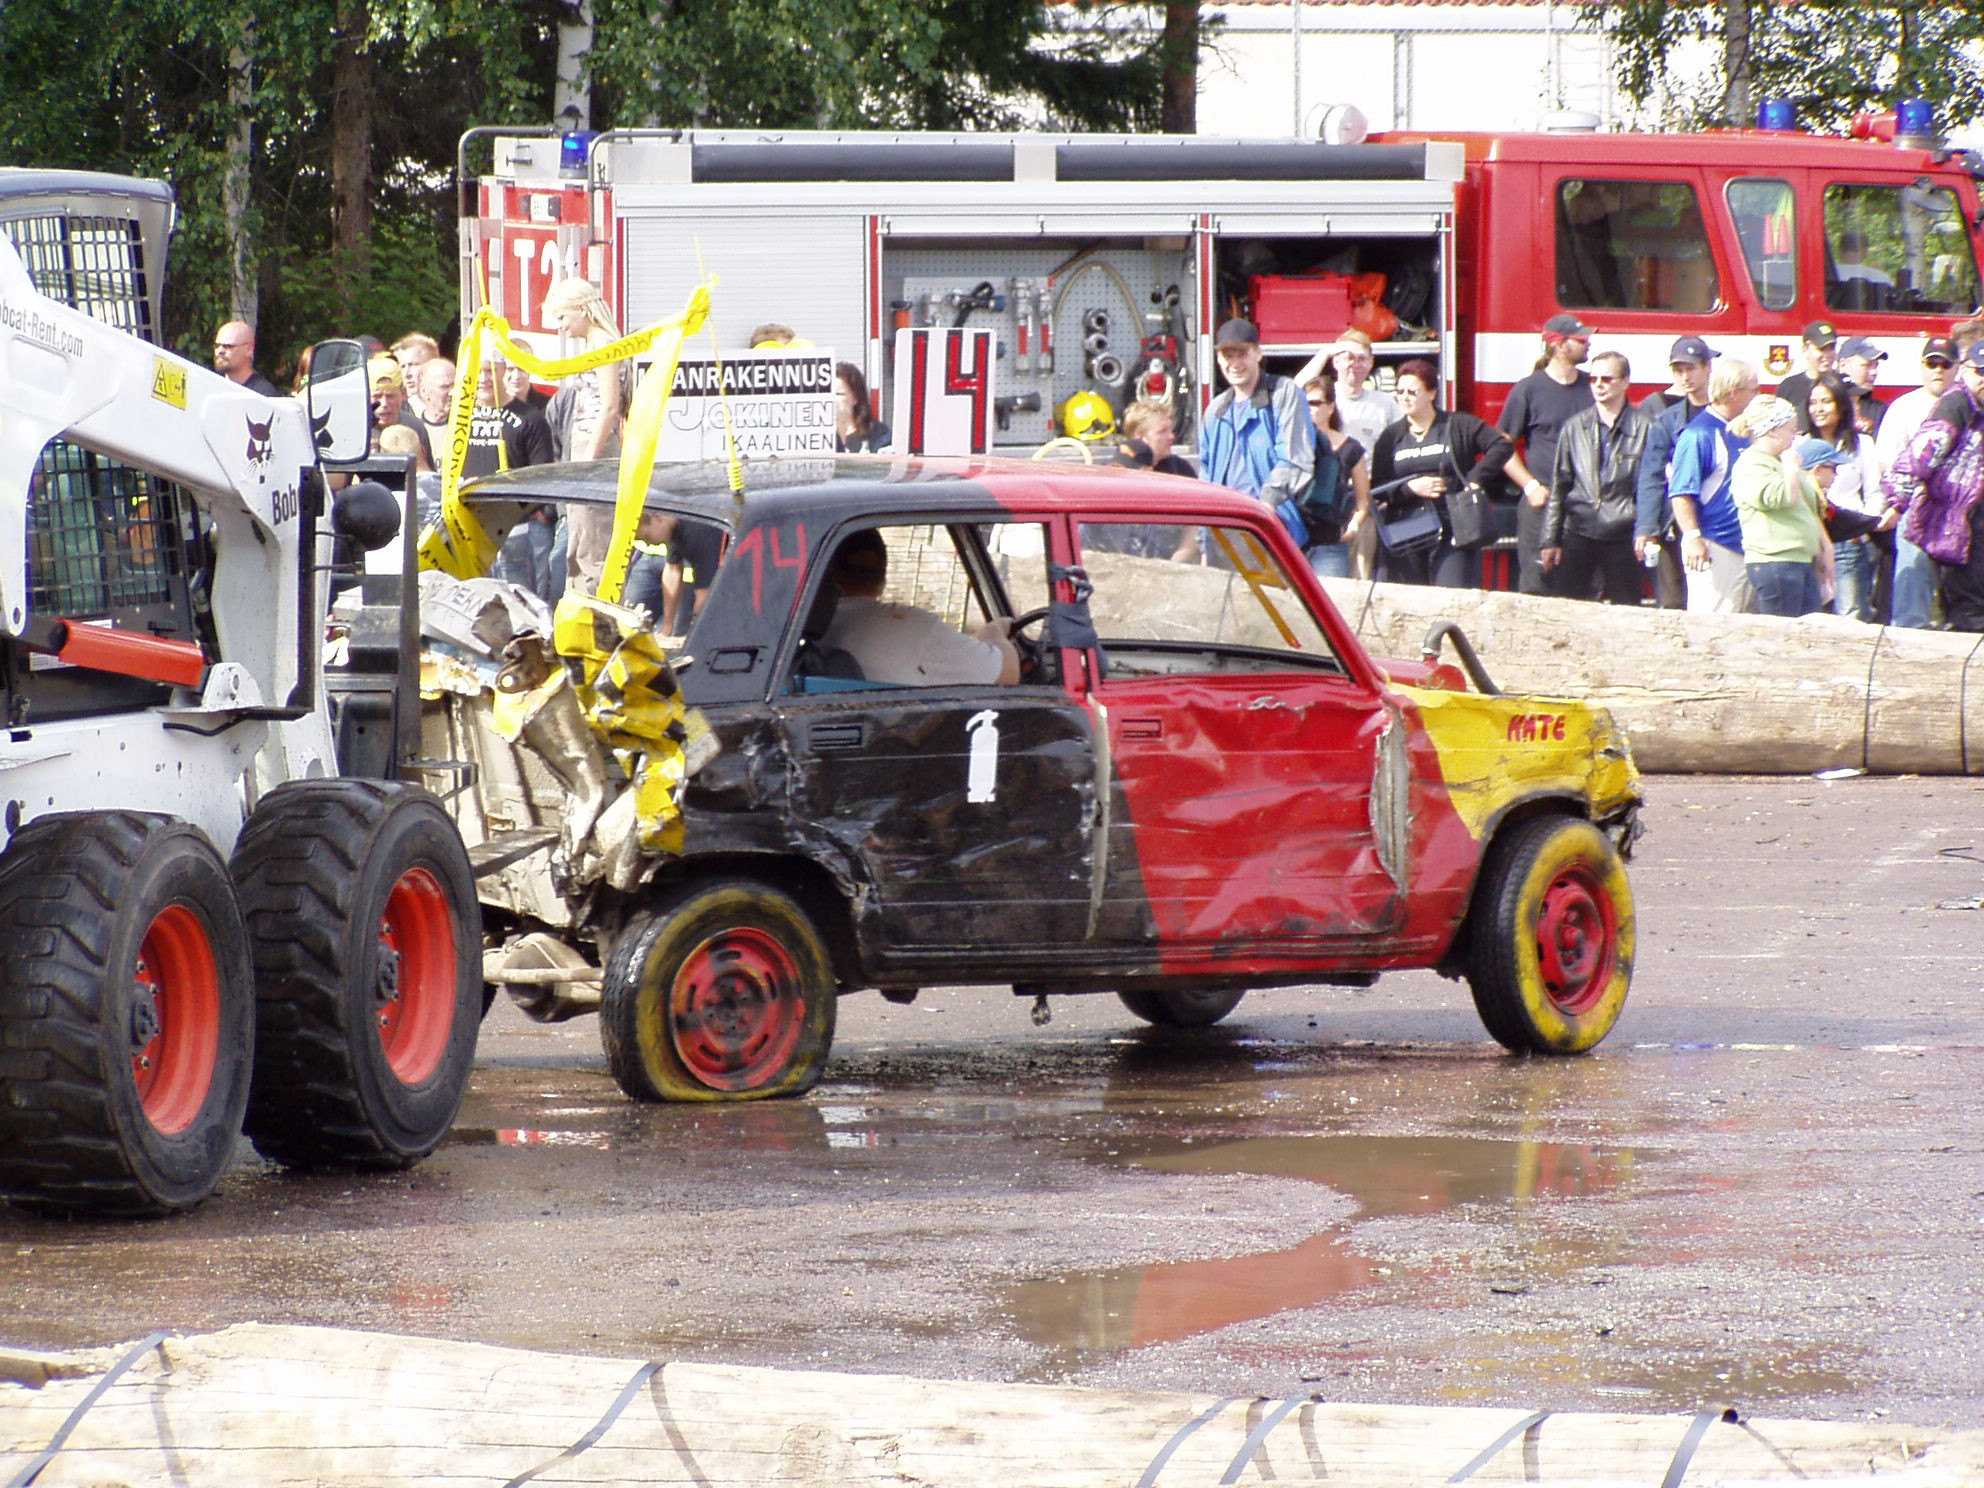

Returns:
366,353,433,467
1873,334,1960,625
1632,335,1720,608
1835,336,1889,436
1199,316,1315,517
1880,337,1984,631
1773,320,1838,419
1498,313,1597,595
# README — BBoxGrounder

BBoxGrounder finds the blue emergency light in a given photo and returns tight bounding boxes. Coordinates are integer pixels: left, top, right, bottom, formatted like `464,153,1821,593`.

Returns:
560,130,597,178
1896,99,1935,138
1756,100,1797,131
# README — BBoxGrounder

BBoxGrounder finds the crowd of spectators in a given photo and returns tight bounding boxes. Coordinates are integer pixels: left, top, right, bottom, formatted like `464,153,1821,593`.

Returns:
233,279,1984,634
1180,309,1984,631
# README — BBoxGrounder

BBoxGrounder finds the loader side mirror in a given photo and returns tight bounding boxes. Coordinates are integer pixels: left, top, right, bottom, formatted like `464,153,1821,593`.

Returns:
306,338,372,464
332,480,403,552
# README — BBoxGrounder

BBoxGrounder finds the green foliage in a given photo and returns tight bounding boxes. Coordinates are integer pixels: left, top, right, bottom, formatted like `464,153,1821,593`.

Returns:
586,0,1168,132
0,0,1182,372
1593,1,1984,132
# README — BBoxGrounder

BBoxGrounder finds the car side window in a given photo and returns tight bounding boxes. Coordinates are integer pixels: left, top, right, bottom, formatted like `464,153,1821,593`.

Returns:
790,520,1050,692
1076,521,1344,678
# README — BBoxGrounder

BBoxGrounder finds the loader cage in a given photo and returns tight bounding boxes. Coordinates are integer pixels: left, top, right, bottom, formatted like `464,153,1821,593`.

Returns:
2,437,207,723
0,213,158,342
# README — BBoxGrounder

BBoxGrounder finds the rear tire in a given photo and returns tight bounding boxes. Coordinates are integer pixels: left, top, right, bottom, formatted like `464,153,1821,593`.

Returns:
601,879,835,1103
1117,988,1246,1028
0,813,253,1216
1465,815,1633,1054
232,781,480,1168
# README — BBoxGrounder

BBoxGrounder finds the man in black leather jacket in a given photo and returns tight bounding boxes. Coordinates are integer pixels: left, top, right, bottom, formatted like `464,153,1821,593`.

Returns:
1543,350,1654,604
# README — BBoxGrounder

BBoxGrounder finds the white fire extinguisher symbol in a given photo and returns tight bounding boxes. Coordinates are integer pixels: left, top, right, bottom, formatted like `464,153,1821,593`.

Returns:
966,709,1000,803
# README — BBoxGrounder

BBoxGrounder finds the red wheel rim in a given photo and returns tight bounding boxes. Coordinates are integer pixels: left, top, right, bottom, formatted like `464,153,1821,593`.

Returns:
1533,863,1619,1016
376,867,456,1085
668,928,806,1091
131,905,221,1135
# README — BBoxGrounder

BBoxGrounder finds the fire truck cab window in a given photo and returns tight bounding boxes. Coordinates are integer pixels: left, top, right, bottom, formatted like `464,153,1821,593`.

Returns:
1555,179,1716,313
1726,178,1799,311
1824,182,1982,317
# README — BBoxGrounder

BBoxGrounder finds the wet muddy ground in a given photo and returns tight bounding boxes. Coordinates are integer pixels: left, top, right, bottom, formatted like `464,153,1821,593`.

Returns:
3,775,1982,1429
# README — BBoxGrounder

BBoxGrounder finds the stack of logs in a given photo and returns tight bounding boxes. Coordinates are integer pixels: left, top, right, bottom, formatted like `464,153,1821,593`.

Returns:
1321,579,1984,776
3,1324,1980,1486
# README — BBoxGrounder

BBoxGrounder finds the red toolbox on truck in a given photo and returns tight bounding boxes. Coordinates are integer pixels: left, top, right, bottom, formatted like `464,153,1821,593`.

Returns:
1249,274,1354,342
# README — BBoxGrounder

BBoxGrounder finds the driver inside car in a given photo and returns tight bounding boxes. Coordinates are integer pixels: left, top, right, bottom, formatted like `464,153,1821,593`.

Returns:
819,528,1021,686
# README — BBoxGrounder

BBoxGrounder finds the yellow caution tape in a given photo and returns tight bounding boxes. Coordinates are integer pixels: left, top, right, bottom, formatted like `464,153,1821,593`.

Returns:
551,589,713,855
416,282,717,853
420,281,715,584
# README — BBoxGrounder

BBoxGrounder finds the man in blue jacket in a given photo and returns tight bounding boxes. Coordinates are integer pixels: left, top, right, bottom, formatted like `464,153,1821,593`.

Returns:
1667,358,1760,612
1199,318,1314,511
1634,335,1718,608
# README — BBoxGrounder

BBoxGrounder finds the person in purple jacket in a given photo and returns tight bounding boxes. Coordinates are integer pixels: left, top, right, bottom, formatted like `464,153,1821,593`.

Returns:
1882,340,1984,631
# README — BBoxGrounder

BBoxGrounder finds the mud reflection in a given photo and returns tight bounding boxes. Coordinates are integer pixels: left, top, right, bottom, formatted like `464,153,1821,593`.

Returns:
1004,1135,1635,1351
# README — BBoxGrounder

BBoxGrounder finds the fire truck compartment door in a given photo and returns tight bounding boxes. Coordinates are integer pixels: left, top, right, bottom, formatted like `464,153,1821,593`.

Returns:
1209,212,1445,237
880,213,1198,238
619,214,866,357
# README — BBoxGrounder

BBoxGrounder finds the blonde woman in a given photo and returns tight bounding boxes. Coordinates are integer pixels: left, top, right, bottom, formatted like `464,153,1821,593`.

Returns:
541,277,626,593
1727,394,1833,616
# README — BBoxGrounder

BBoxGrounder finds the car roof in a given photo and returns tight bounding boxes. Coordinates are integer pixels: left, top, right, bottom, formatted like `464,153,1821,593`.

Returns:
463,453,1274,531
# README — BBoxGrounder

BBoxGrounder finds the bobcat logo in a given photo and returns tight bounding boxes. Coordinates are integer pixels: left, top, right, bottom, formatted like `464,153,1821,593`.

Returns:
245,415,273,471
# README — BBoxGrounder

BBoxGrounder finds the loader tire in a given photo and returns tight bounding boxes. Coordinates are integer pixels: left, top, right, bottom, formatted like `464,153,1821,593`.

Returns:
232,781,480,1169
0,813,253,1216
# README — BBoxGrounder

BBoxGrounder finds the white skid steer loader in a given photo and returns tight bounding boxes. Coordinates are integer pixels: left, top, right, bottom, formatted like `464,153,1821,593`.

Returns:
0,169,482,1216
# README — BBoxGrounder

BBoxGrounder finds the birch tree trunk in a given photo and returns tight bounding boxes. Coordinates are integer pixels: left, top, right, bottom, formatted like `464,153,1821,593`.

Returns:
555,0,594,131
223,25,254,325
1721,0,1753,126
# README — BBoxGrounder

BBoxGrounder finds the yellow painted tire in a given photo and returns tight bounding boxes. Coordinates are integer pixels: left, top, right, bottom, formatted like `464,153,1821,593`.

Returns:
601,880,836,1103
1465,816,1633,1054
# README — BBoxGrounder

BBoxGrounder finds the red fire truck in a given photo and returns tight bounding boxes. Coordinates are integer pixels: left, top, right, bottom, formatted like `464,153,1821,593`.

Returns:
460,111,1984,442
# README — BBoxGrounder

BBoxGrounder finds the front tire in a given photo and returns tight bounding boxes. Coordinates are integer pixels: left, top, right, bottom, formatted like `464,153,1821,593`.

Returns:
232,781,480,1168
601,879,836,1103
1117,988,1246,1028
1466,816,1633,1054
0,813,253,1215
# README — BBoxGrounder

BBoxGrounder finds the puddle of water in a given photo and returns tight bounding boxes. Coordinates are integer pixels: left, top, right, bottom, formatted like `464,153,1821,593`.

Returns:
1001,1134,1637,1353
444,1127,613,1149
1118,1134,1636,1215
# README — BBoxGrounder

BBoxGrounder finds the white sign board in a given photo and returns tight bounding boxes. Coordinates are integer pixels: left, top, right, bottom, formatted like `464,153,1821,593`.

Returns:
890,328,996,456
656,351,836,462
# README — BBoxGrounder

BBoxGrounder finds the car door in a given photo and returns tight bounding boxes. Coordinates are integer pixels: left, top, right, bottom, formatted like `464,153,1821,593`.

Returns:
774,517,1100,965
1076,519,1407,956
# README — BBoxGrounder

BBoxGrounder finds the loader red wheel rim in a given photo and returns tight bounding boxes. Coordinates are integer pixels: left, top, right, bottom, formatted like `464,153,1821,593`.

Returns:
376,867,456,1085
132,905,221,1135
1534,863,1619,1017
668,928,805,1091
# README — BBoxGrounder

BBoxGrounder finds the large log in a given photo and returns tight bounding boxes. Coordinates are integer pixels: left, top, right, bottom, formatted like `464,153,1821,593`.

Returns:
1315,579,1984,775
2,1324,1980,1486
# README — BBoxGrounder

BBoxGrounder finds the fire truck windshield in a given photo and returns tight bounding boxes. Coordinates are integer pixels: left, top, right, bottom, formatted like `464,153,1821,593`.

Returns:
1823,181,1982,318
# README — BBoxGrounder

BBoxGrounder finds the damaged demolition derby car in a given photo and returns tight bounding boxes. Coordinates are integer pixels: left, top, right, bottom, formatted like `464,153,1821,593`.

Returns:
428,455,1643,1103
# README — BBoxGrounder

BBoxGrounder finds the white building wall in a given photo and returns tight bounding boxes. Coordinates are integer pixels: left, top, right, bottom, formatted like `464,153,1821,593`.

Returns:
1195,2,1671,138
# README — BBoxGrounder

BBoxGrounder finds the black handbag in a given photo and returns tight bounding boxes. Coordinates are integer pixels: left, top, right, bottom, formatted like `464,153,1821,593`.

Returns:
1377,502,1442,553
1444,480,1493,550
